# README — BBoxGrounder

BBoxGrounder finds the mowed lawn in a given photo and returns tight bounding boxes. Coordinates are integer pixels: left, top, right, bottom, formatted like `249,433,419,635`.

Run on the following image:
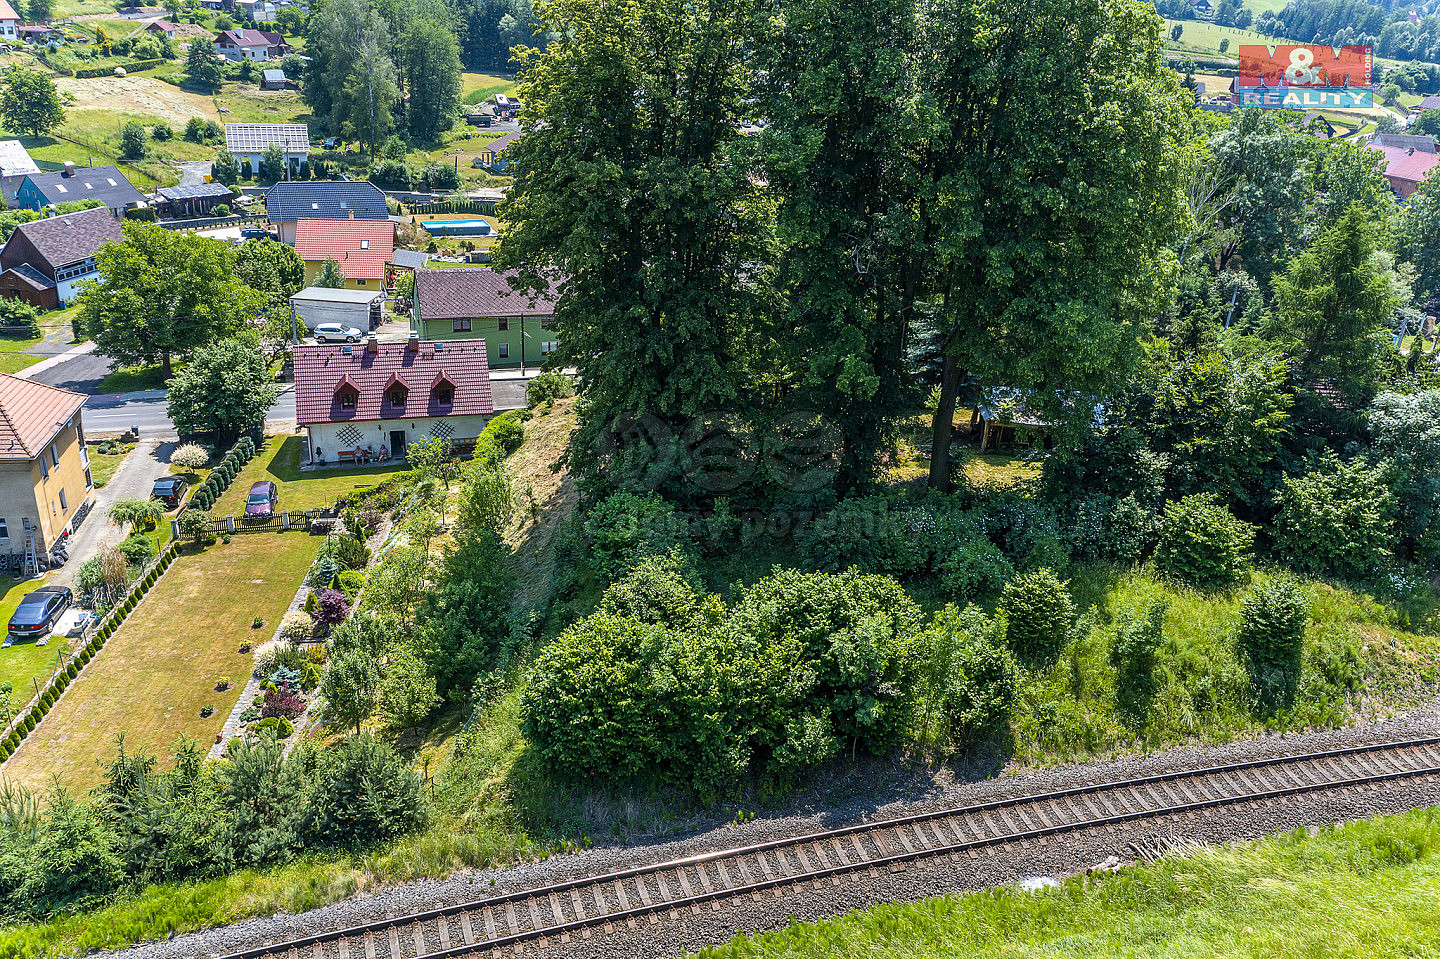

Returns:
1,534,318,793
210,435,406,517
0,578,71,702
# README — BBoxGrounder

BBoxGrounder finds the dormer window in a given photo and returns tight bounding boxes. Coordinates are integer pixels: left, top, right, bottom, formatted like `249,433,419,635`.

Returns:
437,385,453,406
389,386,406,407
339,391,356,409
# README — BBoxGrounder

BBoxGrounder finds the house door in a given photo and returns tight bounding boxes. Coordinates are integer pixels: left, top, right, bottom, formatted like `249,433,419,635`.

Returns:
390,430,408,461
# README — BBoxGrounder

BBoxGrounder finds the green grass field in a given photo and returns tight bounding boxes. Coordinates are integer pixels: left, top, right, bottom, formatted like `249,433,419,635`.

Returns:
700,809,1440,959
1,533,318,793
0,578,72,708
208,434,407,517
461,71,518,106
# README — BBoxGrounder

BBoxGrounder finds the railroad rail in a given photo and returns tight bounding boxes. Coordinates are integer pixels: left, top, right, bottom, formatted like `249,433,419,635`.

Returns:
217,737,1440,959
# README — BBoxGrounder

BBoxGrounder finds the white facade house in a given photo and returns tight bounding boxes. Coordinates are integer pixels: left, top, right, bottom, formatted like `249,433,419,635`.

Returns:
215,28,272,61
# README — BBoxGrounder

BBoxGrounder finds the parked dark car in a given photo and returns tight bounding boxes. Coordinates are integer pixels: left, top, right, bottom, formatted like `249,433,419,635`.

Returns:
240,227,271,240
245,480,278,517
8,586,72,639
152,476,187,508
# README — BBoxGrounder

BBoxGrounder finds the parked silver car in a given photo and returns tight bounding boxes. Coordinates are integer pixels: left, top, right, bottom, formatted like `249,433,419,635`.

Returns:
314,323,363,343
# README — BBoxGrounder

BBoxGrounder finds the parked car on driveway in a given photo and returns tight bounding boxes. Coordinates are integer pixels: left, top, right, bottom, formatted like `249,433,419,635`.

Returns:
314,323,363,343
8,586,72,640
245,480,278,517
240,227,271,240
151,476,188,508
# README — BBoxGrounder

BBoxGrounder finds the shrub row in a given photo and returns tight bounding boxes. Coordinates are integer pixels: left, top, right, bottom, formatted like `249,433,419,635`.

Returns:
407,198,495,216
0,546,177,760
187,436,256,513
73,58,166,79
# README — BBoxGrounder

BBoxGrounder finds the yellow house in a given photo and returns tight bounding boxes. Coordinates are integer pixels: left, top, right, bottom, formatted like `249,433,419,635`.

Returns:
295,218,393,292
0,374,92,574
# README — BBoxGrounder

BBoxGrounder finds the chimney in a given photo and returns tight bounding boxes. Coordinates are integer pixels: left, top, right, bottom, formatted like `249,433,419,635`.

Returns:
348,210,354,219
406,332,419,353
62,161,74,178
365,333,378,355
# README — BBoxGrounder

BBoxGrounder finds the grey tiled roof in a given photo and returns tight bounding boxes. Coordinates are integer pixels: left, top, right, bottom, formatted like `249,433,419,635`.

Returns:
24,166,144,209
264,180,388,222
8,206,123,270
414,267,557,320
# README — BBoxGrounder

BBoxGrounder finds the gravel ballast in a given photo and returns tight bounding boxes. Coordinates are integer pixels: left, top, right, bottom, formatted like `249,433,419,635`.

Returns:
107,710,1440,959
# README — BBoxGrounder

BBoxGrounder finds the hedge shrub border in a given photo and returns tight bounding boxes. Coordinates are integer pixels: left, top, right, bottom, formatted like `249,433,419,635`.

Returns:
0,542,179,762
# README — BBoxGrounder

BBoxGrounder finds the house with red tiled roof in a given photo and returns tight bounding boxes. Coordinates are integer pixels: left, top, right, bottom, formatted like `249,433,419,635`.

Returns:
1370,134,1440,198
294,218,394,290
411,267,558,368
0,373,92,572
293,335,494,465
214,28,272,61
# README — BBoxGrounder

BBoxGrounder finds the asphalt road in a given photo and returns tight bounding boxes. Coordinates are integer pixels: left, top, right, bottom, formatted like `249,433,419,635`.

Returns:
76,379,527,439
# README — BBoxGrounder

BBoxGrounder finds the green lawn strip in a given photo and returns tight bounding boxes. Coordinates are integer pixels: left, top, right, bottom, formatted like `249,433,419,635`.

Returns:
86,441,135,489
0,578,71,704
0,533,318,794
699,809,1440,959
460,70,517,105
208,435,407,517
95,361,178,394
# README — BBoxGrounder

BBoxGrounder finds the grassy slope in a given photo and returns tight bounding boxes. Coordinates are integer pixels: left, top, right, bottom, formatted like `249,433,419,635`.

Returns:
700,809,1440,959
1,533,318,793
209,435,408,517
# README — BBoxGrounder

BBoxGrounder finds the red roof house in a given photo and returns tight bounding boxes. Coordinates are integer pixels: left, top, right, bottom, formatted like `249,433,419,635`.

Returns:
292,336,494,465
1372,139,1440,198
295,218,394,288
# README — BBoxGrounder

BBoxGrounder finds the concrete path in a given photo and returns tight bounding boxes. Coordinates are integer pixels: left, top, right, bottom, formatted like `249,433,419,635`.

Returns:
51,438,178,589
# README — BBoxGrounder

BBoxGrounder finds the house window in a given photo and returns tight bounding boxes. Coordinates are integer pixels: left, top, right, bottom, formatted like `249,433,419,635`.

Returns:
50,444,58,467
497,318,508,331
357,279,367,286
59,489,67,510
39,457,47,480
541,341,559,354
389,387,406,407
453,318,471,332
0,520,9,540
437,385,453,405
540,317,551,330
496,343,509,358
339,392,356,409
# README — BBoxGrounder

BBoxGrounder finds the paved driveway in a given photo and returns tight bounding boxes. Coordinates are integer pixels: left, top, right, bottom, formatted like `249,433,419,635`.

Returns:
51,439,178,589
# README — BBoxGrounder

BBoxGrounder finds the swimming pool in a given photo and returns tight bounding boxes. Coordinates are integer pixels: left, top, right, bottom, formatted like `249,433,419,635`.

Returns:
420,219,493,236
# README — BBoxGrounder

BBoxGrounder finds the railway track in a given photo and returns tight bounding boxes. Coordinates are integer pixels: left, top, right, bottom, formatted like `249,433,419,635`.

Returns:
218,737,1440,959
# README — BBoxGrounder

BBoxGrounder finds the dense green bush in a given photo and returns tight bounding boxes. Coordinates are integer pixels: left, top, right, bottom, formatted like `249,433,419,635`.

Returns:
118,534,156,566
916,604,1019,747
1153,493,1255,590
1369,390,1440,562
1111,600,1168,718
414,530,516,701
1236,578,1310,710
524,567,924,793
939,536,1014,600
998,569,1075,664
1273,453,1395,580
252,716,293,738
474,411,525,464
316,533,370,572
526,370,575,406
583,491,691,582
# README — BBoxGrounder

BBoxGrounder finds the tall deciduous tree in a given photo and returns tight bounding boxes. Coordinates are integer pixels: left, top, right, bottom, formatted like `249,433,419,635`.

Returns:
235,238,306,306
758,0,925,493
919,0,1190,490
401,15,463,142
166,334,280,443
0,68,65,137
79,224,266,376
493,0,764,494
346,25,400,157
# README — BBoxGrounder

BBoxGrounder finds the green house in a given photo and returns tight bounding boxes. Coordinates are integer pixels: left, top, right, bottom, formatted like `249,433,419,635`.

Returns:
411,267,558,369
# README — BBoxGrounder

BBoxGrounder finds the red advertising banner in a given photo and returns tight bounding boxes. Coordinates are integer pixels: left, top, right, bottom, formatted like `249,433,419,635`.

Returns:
1236,45,1373,88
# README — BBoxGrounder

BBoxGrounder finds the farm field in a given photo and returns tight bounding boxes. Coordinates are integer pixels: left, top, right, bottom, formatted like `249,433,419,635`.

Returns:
462,71,518,105
698,809,1440,959
208,434,407,517
0,533,319,793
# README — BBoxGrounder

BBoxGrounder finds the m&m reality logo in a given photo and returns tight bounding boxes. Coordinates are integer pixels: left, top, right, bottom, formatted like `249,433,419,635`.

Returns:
1234,44,1374,109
